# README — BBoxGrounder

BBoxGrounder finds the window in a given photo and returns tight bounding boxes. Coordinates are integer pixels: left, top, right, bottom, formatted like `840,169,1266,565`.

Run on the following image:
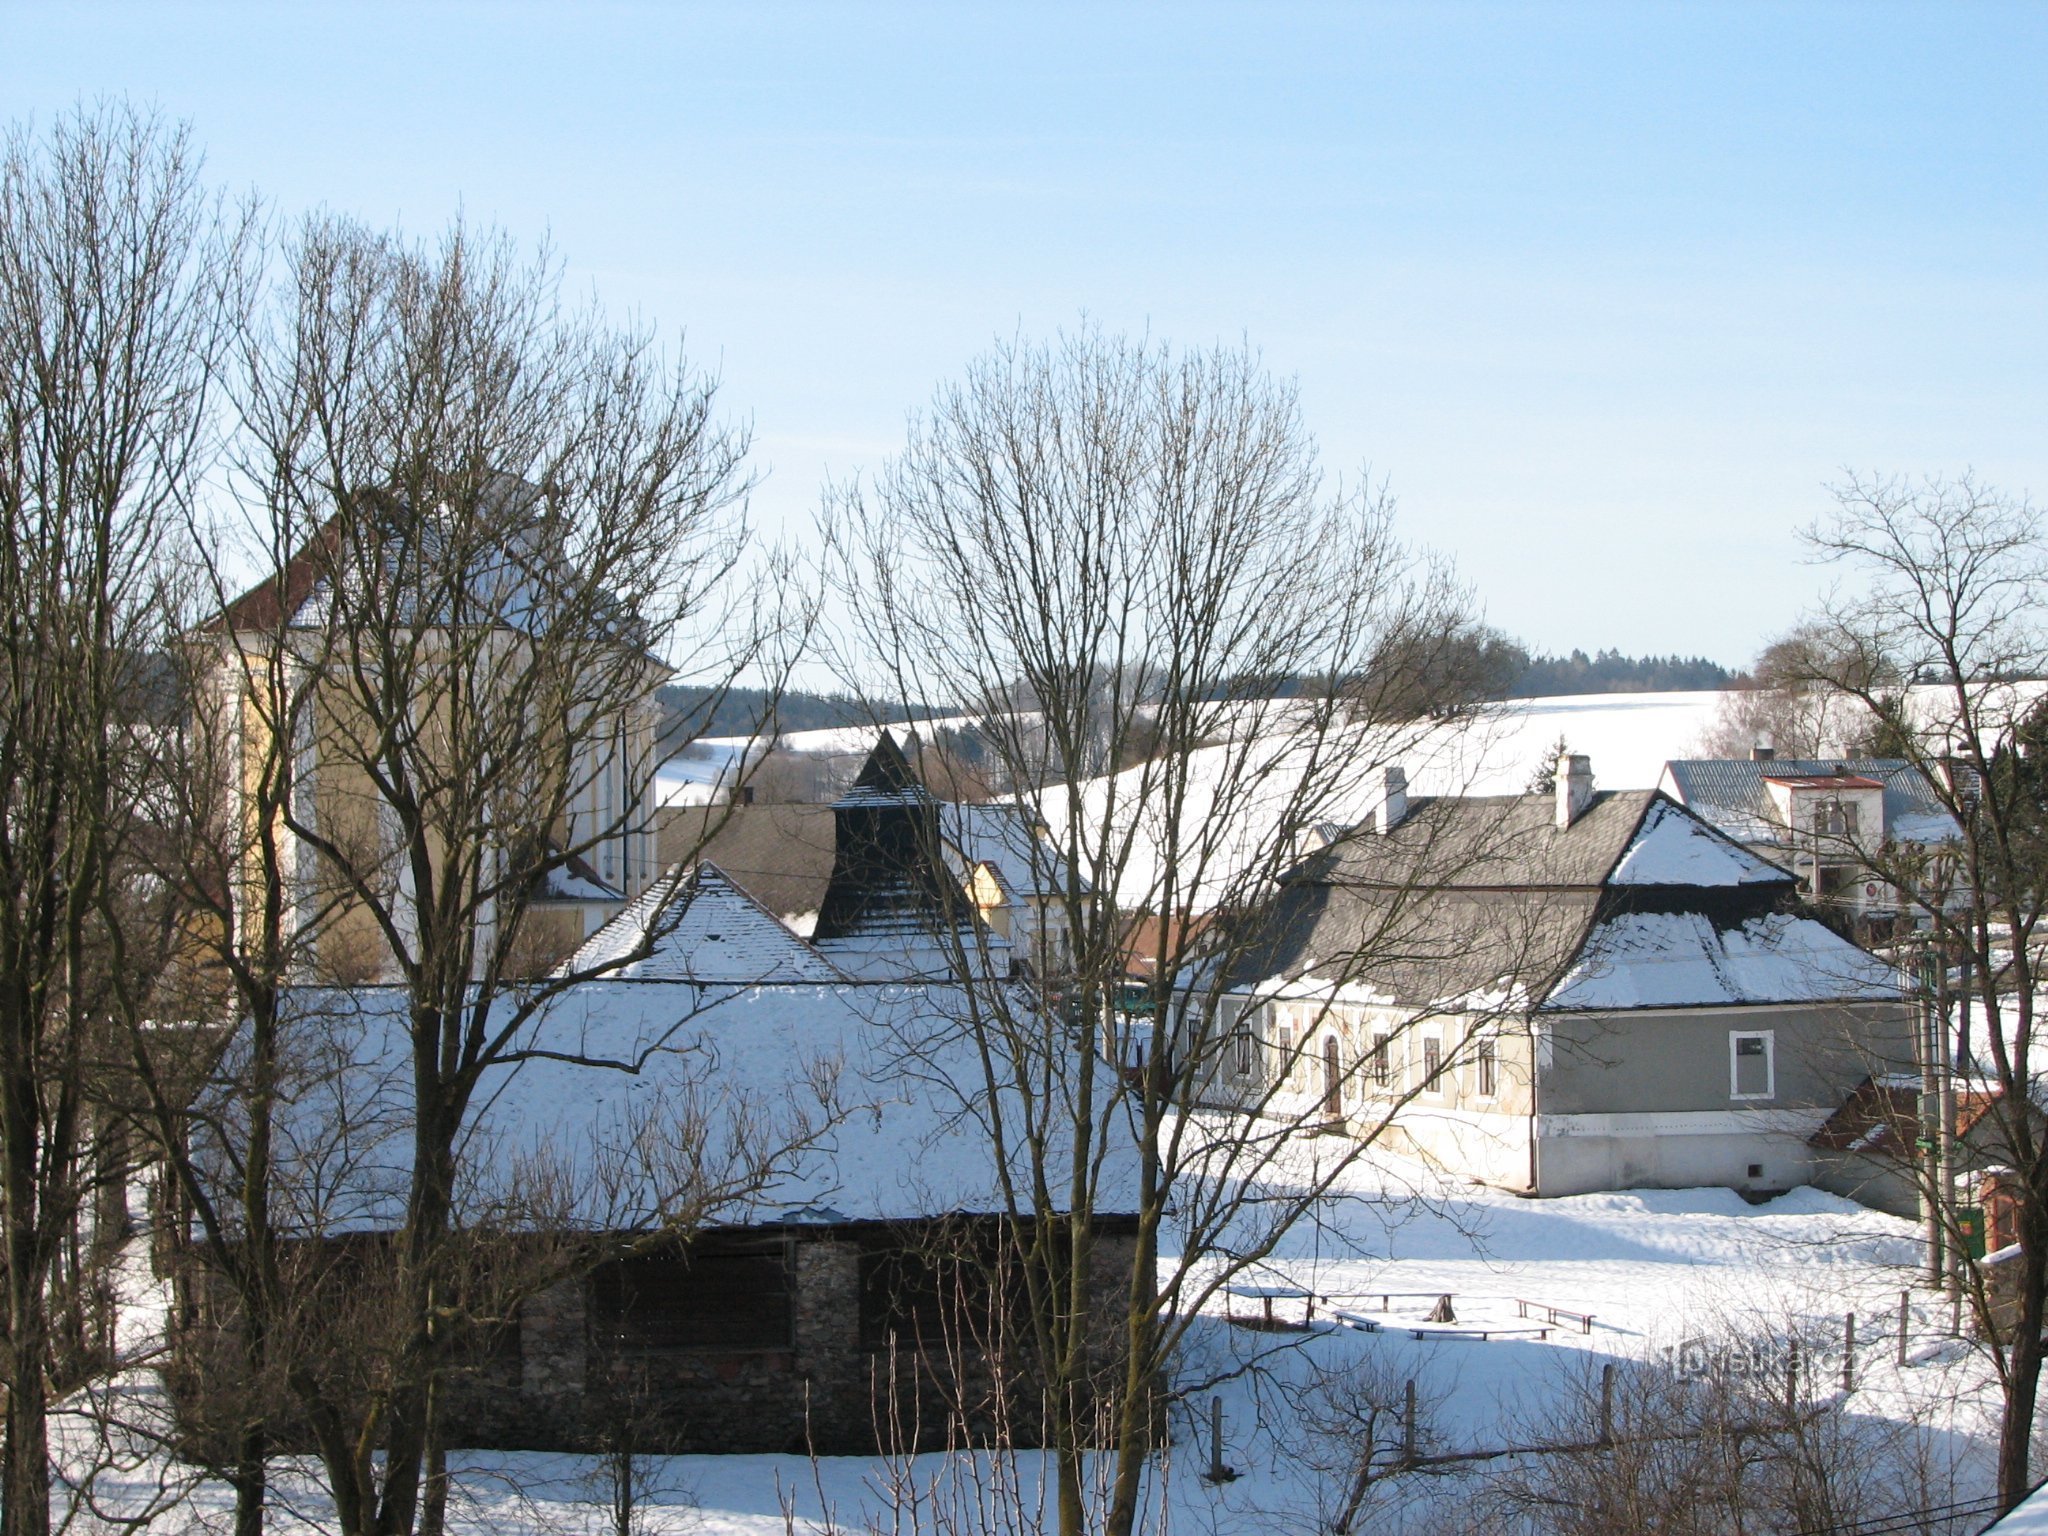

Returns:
1475,1039,1498,1098
1369,1032,1391,1090
590,1237,792,1353
1421,1036,1442,1091
1730,1031,1775,1100
860,1222,1025,1353
1276,1024,1294,1084
1232,1010,1255,1077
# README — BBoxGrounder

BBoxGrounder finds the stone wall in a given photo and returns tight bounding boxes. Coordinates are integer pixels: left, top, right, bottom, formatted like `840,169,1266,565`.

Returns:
440,1219,1149,1456
169,1217,1151,1459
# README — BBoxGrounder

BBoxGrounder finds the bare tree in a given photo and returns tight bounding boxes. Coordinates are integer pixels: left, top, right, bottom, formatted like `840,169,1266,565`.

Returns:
824,329,1507,1536
1793,470,2048,1514
0,103,246,1536
159,211,804,1536
1472,1330,1970,1535
1693,624,1883,761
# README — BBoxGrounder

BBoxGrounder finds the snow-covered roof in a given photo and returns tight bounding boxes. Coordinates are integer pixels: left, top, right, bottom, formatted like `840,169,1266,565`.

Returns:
1607,798,1793,887
1982,1472,2048,1532
561,863,840,984
537,854,624,904
1223,787,1898,1014
939,802,1076,902
213,978,1135,1236
1546,910,1900,1012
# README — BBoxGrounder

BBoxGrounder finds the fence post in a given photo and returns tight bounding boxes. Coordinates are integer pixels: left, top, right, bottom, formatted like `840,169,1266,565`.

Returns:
1600,1362,1615,1446
1897,1290,1910,1367
1784,1335,1800,1418
1207,1395,1227,1482
1403,1378,1417,1465
1841,1313,1855,1393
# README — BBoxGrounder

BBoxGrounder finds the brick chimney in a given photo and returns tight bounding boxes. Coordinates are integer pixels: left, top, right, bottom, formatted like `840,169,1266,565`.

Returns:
1751,740,1775,762
1380,766,1408,833
1556,753,1593,829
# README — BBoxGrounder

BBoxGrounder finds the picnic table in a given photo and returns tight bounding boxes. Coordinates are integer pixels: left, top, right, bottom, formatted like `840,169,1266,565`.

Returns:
1222,1283,1317,1329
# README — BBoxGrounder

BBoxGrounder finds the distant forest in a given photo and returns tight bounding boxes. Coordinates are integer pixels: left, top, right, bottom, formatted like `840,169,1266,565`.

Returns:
659,646,1735,744
1497,645,1735,697
657,684,919,744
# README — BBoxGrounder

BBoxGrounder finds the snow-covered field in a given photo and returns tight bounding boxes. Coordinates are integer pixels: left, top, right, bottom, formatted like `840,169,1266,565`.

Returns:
65,1138,2004,1535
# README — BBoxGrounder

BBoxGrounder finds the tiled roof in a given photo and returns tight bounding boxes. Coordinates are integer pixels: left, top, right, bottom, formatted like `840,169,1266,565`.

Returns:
833,731,931,809
1316,789,1658,890
1809,1075,2003,1154
658,804,838,921
212,477,649,655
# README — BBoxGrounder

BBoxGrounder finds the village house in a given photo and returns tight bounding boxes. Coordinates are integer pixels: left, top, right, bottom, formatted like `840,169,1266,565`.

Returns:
1657,753,1960,933
1200,754,1917,1197
167,855,1143,1457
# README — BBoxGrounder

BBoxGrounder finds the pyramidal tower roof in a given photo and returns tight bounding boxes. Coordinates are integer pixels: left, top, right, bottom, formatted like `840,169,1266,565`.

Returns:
562,862,839,983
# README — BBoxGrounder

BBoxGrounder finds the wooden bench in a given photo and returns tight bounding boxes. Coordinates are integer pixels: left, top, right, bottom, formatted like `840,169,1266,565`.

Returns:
1516,1298,1596,1334
1404,1323,1552,1342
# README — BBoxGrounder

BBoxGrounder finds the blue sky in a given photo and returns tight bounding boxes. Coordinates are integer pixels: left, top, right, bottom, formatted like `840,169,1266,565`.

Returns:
5,2,2043,668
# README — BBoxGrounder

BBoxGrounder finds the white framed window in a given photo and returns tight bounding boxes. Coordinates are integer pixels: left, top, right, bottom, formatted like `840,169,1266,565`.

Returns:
1232,1010,1255,1078
1369,1031,1392,1091
1729,1030,1775,1100
1275,1023,1294,1084
1474,1038,1498,1099
1420,1035,1443,1094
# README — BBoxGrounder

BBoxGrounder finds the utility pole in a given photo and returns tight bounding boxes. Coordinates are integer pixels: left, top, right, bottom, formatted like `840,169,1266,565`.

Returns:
1917,937,1944,1288
1939,941,1962,1305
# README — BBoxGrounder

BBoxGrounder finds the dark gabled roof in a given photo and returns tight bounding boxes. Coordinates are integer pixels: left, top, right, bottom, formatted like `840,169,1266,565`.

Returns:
1661,758,1959,847
215,518,346,633
1315,789,1654,890
1224,791,1657,1005
1224,789,1895,1012
211,478,655,661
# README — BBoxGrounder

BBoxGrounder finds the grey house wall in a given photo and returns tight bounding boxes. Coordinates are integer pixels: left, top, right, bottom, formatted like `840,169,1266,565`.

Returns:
1534,1001,1915,1197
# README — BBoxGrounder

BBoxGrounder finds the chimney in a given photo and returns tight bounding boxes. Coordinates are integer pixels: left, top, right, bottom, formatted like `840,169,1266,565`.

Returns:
1751,742,1775,762
1555,753,1593,829
1380,766,1408,833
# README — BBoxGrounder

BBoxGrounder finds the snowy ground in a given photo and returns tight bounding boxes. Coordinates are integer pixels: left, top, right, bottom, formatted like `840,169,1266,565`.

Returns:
66,1143,2004,1534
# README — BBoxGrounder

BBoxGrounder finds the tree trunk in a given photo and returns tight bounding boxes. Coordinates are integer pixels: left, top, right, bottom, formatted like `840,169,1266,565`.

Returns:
2,1280,51,1536
229,1428,267,1536
1998,1239,2048,1510
416,1374,447,1536
370,1091,459,1536
2,1060,51,1536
